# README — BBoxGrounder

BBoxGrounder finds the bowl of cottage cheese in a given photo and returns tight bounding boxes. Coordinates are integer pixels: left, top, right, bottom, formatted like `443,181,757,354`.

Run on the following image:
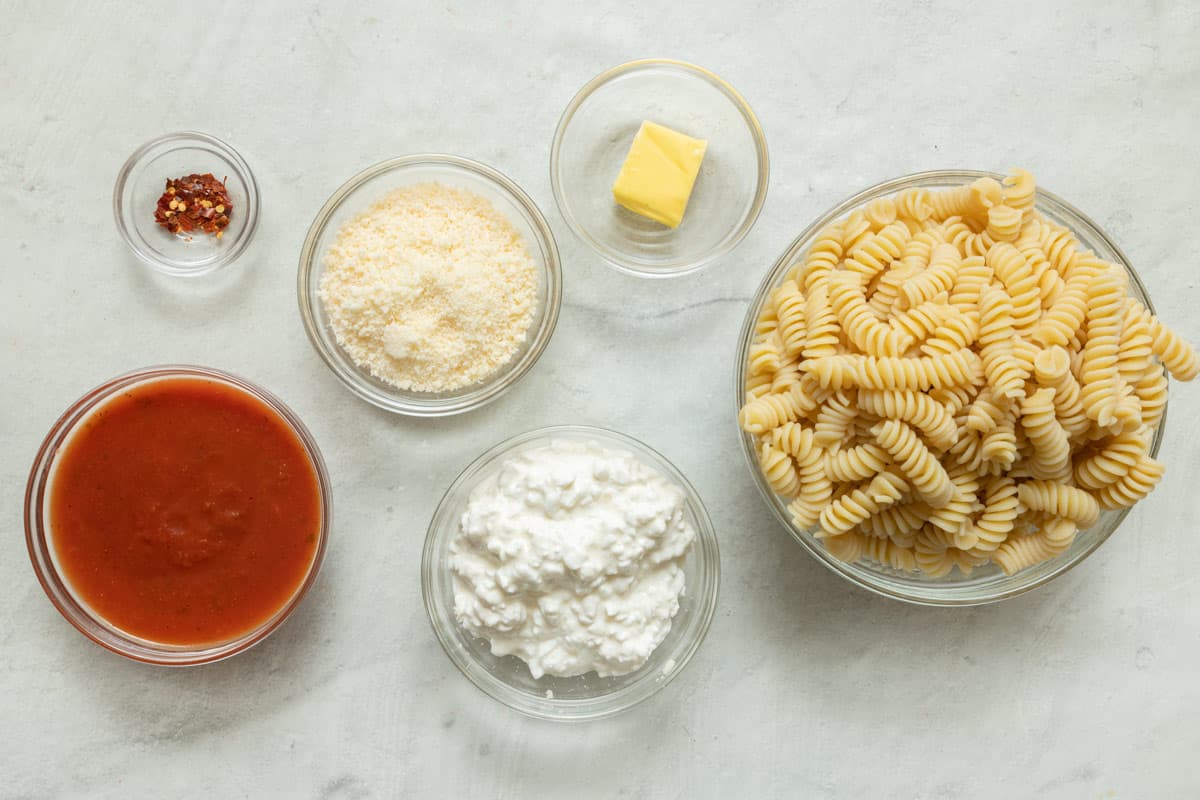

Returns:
421,425,720,721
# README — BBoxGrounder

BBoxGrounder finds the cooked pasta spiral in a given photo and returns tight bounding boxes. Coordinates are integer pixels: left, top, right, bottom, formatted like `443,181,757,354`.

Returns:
772,280,808,358
898,244,960,310
1016,480,1100,528
978,285,1026,400
1093,453,1165,510
856,389,956,450
1032,346,1090,441
1001,168,1036,213
801,285,840,359
985,204,1022,243
828,272,912,356
1079,269,1124,427
787,445,832,529
843,221,910,280
1073,431,1146,490
818,471,907,538
871,418,954,507
854,349,982,392
1147,312,1200,381
1019,387,1071,481
987,242,1041,334
813,391,859,449
993,517,1076,575
758,441,801,497
797,221,844,293
972,475,1019,552
824,442,890,482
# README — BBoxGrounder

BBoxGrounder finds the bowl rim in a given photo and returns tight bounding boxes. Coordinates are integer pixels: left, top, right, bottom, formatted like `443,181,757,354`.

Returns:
112,130,260,277
734,168,1164,607
297,153,563,417
420,424,721,721
24,364,332,665
549,57,770,278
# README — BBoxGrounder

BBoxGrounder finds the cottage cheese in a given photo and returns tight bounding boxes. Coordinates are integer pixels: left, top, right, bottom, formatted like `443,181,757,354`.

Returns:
450,439,696,678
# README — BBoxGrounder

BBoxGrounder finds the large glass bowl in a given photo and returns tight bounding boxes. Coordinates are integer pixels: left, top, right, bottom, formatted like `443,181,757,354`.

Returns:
25,365,332,665
297,155,562,416
422,425,720,720
735,170,1164,606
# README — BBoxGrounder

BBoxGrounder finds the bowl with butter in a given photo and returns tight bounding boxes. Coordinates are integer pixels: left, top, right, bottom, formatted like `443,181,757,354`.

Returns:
551,59,769,277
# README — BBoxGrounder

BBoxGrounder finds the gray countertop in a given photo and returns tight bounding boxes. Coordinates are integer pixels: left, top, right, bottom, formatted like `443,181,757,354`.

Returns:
3,1,1199,797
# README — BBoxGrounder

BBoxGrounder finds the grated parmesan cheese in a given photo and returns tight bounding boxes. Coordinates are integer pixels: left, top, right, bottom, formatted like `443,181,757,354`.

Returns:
319,183,538,393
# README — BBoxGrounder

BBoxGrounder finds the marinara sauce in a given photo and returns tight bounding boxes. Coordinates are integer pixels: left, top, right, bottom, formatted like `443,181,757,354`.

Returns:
48,377,322,645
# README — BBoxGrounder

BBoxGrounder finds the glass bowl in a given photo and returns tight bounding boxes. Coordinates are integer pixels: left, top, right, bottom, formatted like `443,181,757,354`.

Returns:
422,425,720,720
551,59,769,278
298,155,562,417
25,365,332,665
113,131,260,276
735,170,1164,606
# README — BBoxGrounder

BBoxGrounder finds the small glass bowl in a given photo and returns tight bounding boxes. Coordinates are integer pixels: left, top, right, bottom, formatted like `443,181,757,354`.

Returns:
551,59,769,278
113,132,260,276
298,155,562,417
25,365,332,665
735,170,1165,606
422,425,720,720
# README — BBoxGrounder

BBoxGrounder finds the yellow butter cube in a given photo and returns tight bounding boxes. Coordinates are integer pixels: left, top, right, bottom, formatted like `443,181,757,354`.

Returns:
611,120,708,229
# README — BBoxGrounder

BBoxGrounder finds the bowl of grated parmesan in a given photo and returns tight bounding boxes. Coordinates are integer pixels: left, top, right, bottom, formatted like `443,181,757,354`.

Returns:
298,155,562,416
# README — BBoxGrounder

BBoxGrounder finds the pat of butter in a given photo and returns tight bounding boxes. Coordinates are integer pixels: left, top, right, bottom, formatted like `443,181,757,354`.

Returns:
611,120,707,229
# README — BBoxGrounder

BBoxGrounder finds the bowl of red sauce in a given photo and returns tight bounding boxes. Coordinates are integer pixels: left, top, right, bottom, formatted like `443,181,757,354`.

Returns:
25,366,331,665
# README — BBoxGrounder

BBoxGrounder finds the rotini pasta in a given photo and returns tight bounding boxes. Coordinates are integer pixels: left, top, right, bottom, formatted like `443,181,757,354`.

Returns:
898,244,960,310
986,204,1022,243
860,536,919,571
828,272,912,356
1016,480,1100,528
993,517,1076,575
825,442,890,482
802,285,840,359
740,169,1195,578
858,499,930,541
972,475,1018,552
818,471,907,538
770,421,818,462
843,221,911,281
1001,168,1036,213
797,222,844,293
986,242,1041,334
1079,269,1124,427
1031,345,1090,441
978,284,1026,399
856,389,956,450
1093,452,1165,510
1073,431,1146,490
813,391,859,449
1019,387,1071,481
773,280,808,358
1147,312,1200,381
758,441,801,498
889,294,952,345
871,418,954,507
788,445,832,529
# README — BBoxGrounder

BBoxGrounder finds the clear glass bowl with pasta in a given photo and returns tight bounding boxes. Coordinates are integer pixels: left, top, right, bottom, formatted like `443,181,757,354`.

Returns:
734,170,1165,606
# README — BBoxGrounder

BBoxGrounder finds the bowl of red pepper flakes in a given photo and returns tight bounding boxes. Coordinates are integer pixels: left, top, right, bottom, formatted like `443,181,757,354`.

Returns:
154,173,233,239
114,132,259,277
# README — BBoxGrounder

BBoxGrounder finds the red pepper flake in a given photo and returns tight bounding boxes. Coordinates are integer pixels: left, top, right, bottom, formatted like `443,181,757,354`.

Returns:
154,173,233,239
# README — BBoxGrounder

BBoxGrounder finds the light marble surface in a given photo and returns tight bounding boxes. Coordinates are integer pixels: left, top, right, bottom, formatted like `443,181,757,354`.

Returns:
3,1,1199,797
